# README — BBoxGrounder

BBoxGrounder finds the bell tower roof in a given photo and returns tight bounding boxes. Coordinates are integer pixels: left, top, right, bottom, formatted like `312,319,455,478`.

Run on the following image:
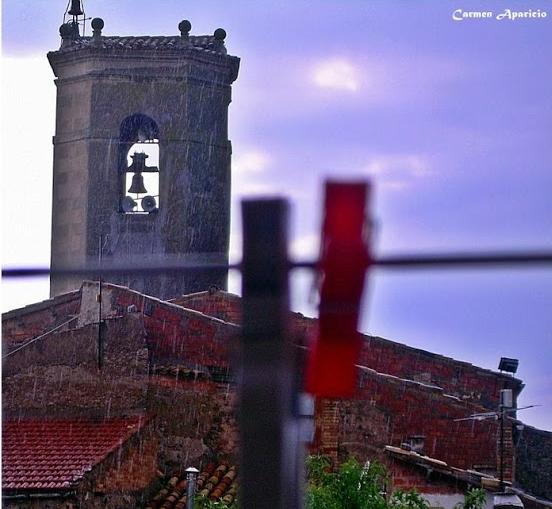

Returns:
56,34,229,55
49,18,239,82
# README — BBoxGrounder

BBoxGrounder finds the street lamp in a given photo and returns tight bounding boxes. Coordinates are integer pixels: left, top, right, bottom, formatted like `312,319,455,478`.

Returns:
185,466,199,509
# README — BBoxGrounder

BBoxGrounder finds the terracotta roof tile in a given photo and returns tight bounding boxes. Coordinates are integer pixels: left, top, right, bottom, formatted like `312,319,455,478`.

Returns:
2,416,148,491
147,462,238,509
57,35,227,55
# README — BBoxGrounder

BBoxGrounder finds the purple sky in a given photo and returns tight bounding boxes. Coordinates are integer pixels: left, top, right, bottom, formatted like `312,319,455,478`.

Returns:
2,0,552,429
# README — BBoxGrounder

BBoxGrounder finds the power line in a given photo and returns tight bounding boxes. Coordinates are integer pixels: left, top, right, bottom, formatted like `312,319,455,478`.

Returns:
2,316,79,359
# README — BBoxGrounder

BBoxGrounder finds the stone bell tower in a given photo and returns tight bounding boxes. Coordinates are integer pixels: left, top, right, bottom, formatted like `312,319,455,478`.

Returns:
48,11,239,300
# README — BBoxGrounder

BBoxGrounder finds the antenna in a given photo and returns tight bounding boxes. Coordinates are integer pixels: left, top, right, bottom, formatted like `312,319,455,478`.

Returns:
454,401,541,492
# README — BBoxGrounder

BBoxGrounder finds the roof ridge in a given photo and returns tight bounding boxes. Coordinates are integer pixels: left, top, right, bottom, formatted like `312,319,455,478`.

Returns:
364,333,524,385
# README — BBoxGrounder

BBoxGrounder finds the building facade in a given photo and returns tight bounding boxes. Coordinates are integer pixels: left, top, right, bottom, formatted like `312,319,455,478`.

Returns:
48,16,239,299
4,283,550,509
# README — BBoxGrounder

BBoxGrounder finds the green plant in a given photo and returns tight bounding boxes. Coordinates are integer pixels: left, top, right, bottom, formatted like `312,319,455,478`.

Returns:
194,494,237,509
389,490,430,509
306,456,389,509
456,488,486,509
192,456,435,509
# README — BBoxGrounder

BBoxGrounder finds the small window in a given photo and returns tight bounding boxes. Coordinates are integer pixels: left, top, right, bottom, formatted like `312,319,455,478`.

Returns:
123,140,159,213
118,114,160,214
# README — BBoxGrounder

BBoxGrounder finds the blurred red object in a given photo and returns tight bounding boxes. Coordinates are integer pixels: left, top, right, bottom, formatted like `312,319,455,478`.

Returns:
305,181,371,397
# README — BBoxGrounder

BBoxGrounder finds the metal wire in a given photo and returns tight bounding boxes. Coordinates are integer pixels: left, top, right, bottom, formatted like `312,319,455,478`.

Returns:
2,316,79,359
2,251,552,279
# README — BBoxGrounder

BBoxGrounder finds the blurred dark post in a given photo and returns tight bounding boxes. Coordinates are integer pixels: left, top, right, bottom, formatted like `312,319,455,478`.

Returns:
240,199,301,509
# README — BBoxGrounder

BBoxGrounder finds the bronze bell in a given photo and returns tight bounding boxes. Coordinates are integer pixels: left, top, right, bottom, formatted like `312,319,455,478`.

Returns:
68,0,84,16
128,173,147,195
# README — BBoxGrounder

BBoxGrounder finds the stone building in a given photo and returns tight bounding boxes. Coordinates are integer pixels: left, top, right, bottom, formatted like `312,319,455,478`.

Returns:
3,282,551,508
48,13,239,299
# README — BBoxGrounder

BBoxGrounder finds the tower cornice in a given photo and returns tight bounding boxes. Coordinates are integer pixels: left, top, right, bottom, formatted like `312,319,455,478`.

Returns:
48,45,240,84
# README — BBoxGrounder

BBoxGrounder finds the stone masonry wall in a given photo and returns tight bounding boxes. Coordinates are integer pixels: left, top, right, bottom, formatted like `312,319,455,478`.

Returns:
79,282,239,372
312,368,512,486
166,288,522,411
145,377,239,473
3,283,524,501
3,314,149,420
2,307,239,508
515,425,552,500
2,290,81,347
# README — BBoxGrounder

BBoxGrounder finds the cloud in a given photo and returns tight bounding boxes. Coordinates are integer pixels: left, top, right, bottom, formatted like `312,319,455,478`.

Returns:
312,58,361,92
232,149,275,196
233,150,271,175
363,154,432,191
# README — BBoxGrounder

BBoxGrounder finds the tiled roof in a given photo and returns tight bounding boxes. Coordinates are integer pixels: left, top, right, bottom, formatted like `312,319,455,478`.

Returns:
147,462,237,509
385,445,505,490
2,417,148,491
58,35,227,55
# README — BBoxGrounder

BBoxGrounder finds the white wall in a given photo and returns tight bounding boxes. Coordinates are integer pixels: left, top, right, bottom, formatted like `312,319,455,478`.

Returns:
423,492,495,509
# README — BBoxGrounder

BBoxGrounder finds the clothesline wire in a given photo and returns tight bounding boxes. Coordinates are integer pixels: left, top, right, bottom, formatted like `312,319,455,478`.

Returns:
2,250,552,278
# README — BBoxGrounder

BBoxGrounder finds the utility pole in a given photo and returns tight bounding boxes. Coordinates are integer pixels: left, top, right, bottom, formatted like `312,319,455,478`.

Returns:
499,388,513,491
499,400,505,490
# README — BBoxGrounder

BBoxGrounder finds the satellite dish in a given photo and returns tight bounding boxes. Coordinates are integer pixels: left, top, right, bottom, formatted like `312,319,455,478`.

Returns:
121,196,137,212
141,195,157,212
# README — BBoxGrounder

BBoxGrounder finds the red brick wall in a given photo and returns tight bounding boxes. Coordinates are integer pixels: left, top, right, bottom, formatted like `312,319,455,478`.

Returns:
7,283,519,415
311,399,340,466
3,282,519,493
293,313,521,411
310,368,513,487
357,336,522,410
389,461,460,494
89,284,238,370
95,430,159,493
170,290,243,325
498,421,514,483
336,398,391,462
2,290,81,347
355,369,499,471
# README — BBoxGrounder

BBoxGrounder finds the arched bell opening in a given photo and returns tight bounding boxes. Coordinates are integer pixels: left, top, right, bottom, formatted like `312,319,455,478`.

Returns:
118,113,160,214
